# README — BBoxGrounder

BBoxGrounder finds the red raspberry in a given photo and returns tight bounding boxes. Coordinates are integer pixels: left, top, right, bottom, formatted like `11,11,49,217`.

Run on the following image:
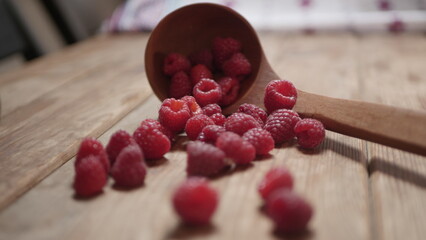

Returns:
169,71,192,99
202,103,222,116
237,103,268,126
193,78,222,107
190,64,213,85
197,125,226,144
133,124,171,160
216,132,256,165
73,155,107,197
189,49,214,71
258,167,294,200
111,145,146,188
222,53,251,79
266,190,313,233
224,113,261,136
185,114,215,140
159,98,191,132
186,141,226,177
264,80,298,113
173,177,219,225
76,137,109,173
264,109,301,144
140,119,174,141
210,113,226,126
294,118,325,149
218,77,240,107
106,130,137,166
181,96,203,116
242,128,275,155
212,37,242,69
163,53,191,76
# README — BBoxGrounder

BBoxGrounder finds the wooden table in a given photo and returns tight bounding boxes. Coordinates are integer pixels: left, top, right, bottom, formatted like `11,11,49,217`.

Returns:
0,32,425,240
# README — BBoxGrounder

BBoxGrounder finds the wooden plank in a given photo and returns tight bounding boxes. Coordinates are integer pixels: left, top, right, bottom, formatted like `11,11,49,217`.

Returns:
358,34,426,240
0,35,152,209
0,33,370,240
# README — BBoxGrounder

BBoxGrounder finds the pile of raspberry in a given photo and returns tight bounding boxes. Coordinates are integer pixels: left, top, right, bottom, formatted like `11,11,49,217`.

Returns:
72,36,326,234
164,37,251,107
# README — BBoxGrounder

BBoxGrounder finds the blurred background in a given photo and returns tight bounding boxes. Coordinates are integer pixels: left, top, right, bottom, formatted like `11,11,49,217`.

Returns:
1,0,425,74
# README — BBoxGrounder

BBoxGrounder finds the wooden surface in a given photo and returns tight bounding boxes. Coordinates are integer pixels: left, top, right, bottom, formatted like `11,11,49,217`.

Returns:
0,32,425,240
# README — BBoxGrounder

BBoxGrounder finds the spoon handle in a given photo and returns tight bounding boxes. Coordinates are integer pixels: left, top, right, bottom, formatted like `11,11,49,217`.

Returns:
294,90,426,156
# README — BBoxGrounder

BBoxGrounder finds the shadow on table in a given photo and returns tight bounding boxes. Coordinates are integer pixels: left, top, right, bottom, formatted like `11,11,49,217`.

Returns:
272,228,314,240
167,222,217,239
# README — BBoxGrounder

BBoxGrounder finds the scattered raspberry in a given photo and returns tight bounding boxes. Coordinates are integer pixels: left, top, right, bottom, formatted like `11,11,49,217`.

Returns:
210,113,226,126
140,119,174,141
185,114,215,140
264,109,301,144
133,124,171,160
242,128,275,155
193,78,222,107
266,189,313,233
222,53,251,79
189,49,214,71
173,177,219,225
238,103,268,126
224,113,262,136
217,77,240,107
73,155,107,197
212,37,242,69
76,137,110,173
169,71,192,99
258,167,294,200
294,118,325,149
216,132,256,165
163,53,191,76
190,64,213,85
264,80,298,113
181,96,203,116
159,98,191,132
106,130,137,166
186,141,227,177
197,125,226,144
202,103,222,116
111,145,146,188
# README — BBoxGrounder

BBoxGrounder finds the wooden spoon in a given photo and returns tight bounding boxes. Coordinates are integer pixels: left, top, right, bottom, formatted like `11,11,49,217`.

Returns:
145,3,426,156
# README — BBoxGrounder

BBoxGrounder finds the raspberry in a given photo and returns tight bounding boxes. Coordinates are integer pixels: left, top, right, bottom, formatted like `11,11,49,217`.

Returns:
158,98,191,132
133,124,171,160
222,53,251,79
106,130,137,166
73,155,107,197
264,109,301,144
76,137,110,173
216,132,256,165
111,145,146,188
242,128,275,155
140,119,174,141
212,37,242,69
210,113,226,126
181,96,203,116
197,125,226,144
224,113,261,136
237,103,268,126
266,190,313,233
190,64,213,85
185,114,215,140
202,103,222,116
193,78,222,107
217,77,240,107
264,80,298,113
189,49,214,71
169,71,192,99
163,53,191,76
186,141,226,177
172,177,219,225
294,118,325,149
258,167,294,200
